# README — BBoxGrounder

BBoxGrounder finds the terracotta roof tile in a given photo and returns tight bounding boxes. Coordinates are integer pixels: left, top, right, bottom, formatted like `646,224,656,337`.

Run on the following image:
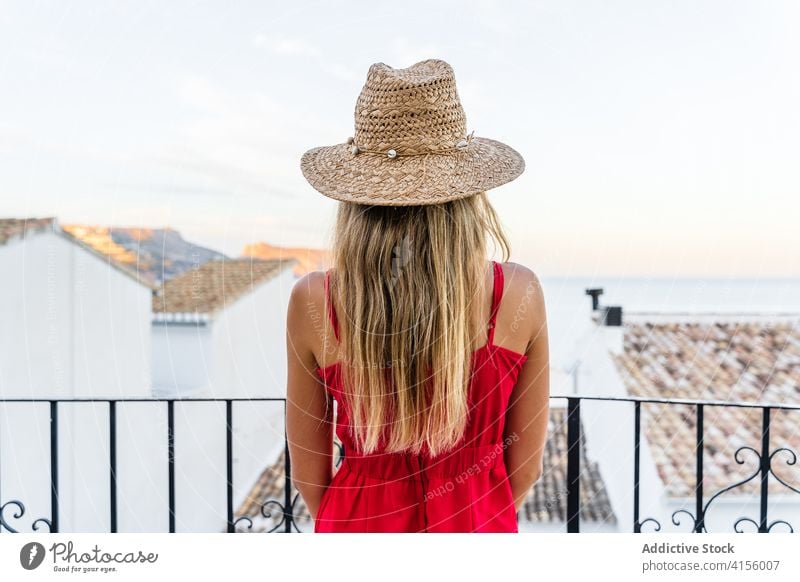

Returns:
612,320,800,498
520,407,616,526
153,258,294,315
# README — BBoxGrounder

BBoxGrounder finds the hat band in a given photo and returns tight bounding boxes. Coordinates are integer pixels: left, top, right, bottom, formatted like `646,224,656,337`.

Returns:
349,131,475,158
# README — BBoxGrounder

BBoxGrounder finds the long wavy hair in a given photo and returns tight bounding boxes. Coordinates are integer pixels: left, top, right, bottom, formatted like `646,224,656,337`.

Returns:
326,192,511,456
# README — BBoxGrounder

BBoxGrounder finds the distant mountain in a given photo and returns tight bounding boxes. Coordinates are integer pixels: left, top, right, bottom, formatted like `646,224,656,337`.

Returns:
241,242,329,277
62,225,228,285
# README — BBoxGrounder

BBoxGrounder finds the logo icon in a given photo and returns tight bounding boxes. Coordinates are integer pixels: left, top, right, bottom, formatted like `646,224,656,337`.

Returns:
20,542,46,570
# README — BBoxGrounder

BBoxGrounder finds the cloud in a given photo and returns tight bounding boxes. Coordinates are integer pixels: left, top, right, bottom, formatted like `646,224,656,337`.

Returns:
0,126,133,164
255,35,322,58
251,34,359,81
145,149,294,200
125,73,343,206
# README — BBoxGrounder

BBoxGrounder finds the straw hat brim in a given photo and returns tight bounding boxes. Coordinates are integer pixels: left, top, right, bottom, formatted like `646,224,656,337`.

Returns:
300,137,524,206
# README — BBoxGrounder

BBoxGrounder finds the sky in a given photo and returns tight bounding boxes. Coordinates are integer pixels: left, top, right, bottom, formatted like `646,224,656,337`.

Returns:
1,0,798,277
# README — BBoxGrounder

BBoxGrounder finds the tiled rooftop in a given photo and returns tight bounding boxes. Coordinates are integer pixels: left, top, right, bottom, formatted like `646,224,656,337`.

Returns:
612,320,800,497
520,407,616,526
0,217,57,245
153,258,294,315
233,407,616,532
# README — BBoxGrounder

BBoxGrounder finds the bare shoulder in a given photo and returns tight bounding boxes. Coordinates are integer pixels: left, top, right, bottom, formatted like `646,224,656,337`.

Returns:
499,261,545,304
289,270,326,303
497,261,547,345
287,270,327,329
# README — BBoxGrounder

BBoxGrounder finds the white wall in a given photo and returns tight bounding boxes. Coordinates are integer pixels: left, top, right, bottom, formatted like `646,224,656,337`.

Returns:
0,231,152,399
2,237,293,533
206,265,295,530
208,265,295,399
0,231,153,533
152,322,214,397
569,321,665,533
138,264,296,532
0,398,287,533
151,264,295,400
70,234,152,398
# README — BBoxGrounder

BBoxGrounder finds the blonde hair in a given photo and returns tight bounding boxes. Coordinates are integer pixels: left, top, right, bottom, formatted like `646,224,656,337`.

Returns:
327,192,511,456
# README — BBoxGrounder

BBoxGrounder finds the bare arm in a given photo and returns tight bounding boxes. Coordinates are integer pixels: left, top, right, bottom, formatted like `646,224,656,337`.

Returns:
503,269,550,511
285,274,334,520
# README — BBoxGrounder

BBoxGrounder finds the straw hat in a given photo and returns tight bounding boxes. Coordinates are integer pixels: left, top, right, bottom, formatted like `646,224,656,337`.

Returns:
300,59,525,206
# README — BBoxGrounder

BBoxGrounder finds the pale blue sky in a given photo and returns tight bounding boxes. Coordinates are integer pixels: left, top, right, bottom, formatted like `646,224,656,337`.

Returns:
1,1,798,277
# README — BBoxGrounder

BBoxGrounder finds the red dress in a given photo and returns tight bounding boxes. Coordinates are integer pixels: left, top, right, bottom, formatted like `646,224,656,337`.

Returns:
314,261,527,532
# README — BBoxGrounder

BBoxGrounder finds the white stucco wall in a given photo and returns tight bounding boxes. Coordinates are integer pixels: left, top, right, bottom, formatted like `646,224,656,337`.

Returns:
0,232,73,399
137,264,296,532
151,264,295,400
0,230,152,533
2,236,294,533
152,322,215,397
0,230,152,399
568,321,665,533
207,265,295,399
206,265,296,531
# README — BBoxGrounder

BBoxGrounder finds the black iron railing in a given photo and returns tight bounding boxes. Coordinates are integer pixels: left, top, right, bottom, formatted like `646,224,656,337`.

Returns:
0,397,290,534
572,395,800,534
0,395,798,533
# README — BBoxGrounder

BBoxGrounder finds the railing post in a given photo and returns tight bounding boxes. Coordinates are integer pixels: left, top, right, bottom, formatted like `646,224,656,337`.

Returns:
694,403,704,533
167,400,175,533
633,401,641,533
759,407,770,533
566,397,581,533
284,419,294,533
0,405,3,534
109,401,117,533
50,401,59,533
226,400,234,533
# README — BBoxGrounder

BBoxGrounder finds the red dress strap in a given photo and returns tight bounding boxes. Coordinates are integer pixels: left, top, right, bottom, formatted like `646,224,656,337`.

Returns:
324,269,340,342
487,261,504,346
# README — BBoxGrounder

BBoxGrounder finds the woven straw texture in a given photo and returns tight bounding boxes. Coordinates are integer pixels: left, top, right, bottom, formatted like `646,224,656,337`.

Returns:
301,59,524,206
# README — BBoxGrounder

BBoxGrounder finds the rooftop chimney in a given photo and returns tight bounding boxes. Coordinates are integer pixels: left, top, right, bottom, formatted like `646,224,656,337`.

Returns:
585,288,604,311
585,287,623,327
600,305,623,326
